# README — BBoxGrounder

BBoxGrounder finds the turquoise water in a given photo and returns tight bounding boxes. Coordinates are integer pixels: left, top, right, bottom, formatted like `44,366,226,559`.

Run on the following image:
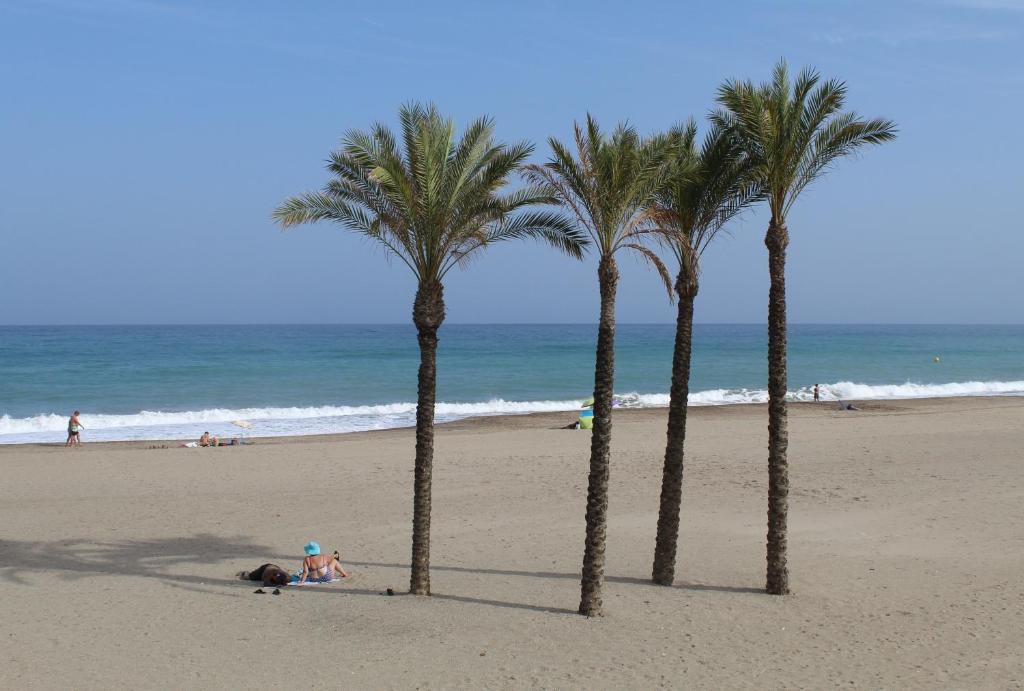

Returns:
1,324,1022,443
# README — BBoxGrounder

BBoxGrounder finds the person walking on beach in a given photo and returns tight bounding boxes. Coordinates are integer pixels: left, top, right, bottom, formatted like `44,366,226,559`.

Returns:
813,384,820,402
65,410,84,446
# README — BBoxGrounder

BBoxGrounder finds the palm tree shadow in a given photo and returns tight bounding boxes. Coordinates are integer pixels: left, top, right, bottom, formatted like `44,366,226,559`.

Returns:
0,535,293,595
431,593,577,615
608,575,763,594
296,586,577,615
0,537,759,612
345,560,763,595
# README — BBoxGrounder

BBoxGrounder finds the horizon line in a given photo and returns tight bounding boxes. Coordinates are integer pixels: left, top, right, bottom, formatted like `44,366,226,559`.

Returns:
2,322,1024,328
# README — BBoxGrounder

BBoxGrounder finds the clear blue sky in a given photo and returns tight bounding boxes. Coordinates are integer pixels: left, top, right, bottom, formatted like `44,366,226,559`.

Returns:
1,0,1021,324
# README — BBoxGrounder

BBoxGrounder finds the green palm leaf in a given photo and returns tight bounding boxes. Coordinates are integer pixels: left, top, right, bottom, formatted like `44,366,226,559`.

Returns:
646,119,761,277
273,102,586,282
523,114,670,263
715,59,897,221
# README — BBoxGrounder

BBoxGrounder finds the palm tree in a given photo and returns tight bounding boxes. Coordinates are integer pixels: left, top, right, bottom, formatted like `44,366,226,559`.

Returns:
715,61,896,594
524,116,671,616
648,120,760,586
274,103,585,595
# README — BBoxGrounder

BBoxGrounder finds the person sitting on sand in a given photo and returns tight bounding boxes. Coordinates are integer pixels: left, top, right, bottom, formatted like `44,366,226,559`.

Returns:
297,541,348,583
197,432,239,447
238,563,291,587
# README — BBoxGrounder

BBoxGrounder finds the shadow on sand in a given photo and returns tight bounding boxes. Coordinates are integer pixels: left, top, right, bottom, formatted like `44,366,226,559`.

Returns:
0,535,578,613
344,560,763,596
0,536,760,613
0,534,292,595
296,585,578,615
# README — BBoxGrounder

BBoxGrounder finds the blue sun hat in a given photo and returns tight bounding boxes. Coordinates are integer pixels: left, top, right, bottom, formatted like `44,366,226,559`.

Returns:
303,540,321,557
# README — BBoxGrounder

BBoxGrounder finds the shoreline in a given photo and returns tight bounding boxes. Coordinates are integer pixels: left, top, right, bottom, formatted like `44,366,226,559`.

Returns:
4,394,1022,450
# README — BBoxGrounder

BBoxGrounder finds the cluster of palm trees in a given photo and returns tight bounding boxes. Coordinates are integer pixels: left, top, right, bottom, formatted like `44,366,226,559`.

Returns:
274,60,896,616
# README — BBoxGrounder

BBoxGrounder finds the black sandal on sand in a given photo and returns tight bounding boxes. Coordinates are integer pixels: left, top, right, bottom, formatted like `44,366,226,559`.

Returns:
272,588,281,595
254,588,265,594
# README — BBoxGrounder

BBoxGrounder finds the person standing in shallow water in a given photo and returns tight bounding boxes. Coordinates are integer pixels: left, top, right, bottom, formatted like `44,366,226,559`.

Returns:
65,410,84,446
813,384,820,402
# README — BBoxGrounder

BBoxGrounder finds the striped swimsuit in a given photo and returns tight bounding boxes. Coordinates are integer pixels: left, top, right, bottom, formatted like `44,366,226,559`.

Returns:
304,557,335,583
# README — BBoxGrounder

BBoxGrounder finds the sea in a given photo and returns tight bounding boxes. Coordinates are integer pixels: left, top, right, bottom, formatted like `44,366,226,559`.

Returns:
1,324,1022,444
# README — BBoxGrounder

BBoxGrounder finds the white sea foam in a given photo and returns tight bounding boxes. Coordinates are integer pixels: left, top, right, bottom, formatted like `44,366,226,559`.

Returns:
0,399,585,443
3,379,1022,444
0,399,583,435
808,380,1024,401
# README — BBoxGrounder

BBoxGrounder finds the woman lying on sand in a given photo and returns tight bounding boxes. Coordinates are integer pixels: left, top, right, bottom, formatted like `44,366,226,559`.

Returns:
297,541,349,584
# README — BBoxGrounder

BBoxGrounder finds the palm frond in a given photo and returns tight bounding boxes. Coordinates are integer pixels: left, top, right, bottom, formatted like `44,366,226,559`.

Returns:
495,210,587,259
273,102,583,285
522,152,597,242
623,243,674,301
716,59,896,222
643,117,761,276
787,113,897,214
529,115,673,294
272,191,419,276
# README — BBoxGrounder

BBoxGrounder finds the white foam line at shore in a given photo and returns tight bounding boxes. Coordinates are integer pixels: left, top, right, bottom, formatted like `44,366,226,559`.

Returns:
2,379,1023,443
0,399,583,436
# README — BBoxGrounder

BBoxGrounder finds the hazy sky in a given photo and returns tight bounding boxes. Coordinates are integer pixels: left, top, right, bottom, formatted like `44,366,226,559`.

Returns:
1,0,1021,324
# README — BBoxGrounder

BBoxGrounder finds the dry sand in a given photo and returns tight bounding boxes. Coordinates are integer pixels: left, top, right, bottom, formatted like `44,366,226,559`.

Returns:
2,396,1022,689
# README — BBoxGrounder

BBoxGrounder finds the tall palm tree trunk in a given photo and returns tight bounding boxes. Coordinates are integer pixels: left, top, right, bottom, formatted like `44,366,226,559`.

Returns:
580,256,619,617
651,270,698,585
765,219,790,595
410,280,445,596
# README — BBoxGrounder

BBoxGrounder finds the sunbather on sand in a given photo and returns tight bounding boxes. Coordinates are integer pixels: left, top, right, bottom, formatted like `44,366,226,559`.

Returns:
197,432,239,447
238,563,291,587
297,541,348,583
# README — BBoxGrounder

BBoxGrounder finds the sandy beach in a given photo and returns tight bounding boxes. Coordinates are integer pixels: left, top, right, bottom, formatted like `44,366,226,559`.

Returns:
2,396,1022,689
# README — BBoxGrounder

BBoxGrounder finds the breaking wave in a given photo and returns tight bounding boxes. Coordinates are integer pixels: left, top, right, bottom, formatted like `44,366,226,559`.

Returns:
2,379,1022,443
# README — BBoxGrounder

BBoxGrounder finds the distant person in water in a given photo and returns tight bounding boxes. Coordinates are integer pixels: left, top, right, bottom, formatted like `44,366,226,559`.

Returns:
813,384,820,402
297,541,348,583
65,411,84,447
